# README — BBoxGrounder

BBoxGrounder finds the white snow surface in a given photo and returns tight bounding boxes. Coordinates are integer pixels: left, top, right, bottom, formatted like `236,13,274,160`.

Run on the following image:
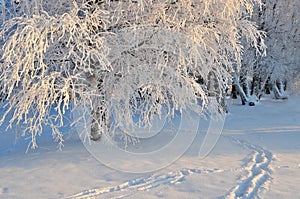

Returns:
0,96,300,199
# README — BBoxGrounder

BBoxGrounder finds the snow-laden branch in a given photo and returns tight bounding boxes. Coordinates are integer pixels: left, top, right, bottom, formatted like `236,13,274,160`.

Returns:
0,0,266,147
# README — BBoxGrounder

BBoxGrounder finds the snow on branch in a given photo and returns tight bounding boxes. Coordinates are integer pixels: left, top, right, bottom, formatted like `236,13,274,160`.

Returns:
0,0,265,147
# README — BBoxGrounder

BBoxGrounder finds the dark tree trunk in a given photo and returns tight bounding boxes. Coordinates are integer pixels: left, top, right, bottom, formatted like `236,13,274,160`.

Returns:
233,73,248,105
231,84,238,99
251,75,261,96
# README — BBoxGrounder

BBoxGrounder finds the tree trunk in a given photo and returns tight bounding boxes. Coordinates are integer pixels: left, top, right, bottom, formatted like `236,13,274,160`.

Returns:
251,75,261,97
273,80,288,100
90,107,102,141
233,73,248,105
231,84,238,99
89,76,110,141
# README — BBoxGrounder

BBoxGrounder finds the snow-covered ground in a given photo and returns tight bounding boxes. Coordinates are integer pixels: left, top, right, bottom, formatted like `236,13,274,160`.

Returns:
0,96,299,199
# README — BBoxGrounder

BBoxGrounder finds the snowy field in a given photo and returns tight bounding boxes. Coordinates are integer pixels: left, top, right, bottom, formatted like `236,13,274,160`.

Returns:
0,96,299,199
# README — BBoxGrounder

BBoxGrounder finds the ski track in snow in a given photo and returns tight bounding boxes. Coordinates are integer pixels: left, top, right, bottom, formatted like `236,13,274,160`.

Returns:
224,137,274,199
67,168,225,199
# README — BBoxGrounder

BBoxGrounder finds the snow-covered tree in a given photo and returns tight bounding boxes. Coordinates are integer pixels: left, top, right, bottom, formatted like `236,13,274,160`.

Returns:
260,0,300,98
232,0,299,104
0,0,266,148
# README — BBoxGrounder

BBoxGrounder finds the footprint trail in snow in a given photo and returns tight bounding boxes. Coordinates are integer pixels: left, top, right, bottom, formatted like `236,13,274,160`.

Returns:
68,136,274,199
225,137,274,199
67,168,225,199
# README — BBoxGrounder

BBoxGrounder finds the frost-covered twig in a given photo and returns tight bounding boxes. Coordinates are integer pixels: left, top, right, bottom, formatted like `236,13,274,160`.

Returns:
0,0,266,147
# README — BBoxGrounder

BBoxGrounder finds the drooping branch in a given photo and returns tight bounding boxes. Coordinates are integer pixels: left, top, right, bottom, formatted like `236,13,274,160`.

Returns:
0,0,266,147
